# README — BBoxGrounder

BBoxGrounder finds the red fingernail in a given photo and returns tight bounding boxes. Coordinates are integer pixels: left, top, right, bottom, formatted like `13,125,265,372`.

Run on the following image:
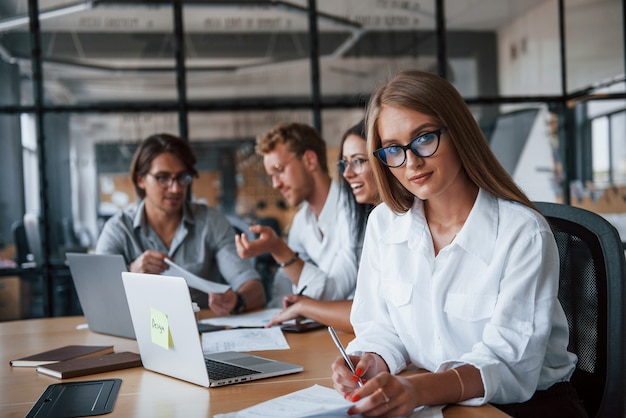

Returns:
351,395,360,402
355,367,363,375
348,409,354,416
351,375,360,383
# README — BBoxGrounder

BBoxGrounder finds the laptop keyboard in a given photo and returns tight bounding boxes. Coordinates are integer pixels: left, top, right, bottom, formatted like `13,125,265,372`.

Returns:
204,358,261,381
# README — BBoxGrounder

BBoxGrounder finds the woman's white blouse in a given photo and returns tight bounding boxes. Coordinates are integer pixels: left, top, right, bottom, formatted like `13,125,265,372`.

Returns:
347,189,576,405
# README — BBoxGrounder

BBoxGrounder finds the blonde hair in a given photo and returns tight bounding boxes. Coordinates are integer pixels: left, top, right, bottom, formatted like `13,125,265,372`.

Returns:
256,122,329,174
366,70,537,214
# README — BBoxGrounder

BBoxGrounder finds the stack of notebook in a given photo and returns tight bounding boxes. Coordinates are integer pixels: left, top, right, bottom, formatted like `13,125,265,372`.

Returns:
10,345,142,379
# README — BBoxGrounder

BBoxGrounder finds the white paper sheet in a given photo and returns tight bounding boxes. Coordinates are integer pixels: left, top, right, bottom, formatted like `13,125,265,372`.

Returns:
199,308,282,328
214,384,355,418
202,327,290,353
164,258,230,294
214,384,445,418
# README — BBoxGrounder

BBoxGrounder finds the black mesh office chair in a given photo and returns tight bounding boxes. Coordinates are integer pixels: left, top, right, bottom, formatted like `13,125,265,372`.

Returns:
535,202,626,418
11,220,29,266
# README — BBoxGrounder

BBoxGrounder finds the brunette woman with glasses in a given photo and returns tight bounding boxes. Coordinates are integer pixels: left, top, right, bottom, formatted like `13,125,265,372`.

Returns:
331,71,586,418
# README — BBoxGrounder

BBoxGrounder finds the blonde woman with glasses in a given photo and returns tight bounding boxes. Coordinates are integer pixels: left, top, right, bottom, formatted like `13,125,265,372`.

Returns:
331,71,586,417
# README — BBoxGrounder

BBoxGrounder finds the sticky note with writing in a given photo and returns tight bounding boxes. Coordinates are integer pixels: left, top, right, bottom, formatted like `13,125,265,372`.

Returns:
151,308,173,349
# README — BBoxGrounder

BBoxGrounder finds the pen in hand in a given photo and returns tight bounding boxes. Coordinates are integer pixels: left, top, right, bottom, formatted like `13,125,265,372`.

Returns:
297,285,307,297
328,326,363,387
287,285,308,310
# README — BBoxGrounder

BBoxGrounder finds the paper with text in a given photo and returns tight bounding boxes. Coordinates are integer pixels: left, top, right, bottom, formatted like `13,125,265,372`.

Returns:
164,259,230,294
214,384,445,417
214,384,355,417
200,308,282,328
201,327,289,354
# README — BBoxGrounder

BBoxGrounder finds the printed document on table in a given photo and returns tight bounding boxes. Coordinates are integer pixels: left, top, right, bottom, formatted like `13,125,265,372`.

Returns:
199,308,282,328
164,259,230,294
202,327,290,354
213,384,356,418
214,384,446,418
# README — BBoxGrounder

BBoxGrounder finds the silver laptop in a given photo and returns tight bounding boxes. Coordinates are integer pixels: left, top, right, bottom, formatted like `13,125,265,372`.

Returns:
122,271,303,388
66,253,136,339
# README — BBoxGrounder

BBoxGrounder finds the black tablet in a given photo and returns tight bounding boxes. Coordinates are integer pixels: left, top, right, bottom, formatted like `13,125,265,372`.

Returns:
26,378,122,417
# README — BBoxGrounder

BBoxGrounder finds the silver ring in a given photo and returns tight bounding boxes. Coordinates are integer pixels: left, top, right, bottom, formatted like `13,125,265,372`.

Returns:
379,388,390,404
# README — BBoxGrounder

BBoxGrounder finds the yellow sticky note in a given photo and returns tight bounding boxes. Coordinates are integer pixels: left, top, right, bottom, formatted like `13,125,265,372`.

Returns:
151,308,173,349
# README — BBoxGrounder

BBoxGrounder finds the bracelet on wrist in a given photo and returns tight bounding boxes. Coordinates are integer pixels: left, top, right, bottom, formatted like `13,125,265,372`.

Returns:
450,368,465,403
278,252,299,268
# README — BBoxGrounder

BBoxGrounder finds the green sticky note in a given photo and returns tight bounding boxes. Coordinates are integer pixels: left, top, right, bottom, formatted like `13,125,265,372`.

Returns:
151,308,172,349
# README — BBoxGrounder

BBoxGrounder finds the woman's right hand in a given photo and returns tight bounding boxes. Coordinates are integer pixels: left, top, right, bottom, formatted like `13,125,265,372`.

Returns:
333,353,419,417
331,352,371,396
265,295,309,327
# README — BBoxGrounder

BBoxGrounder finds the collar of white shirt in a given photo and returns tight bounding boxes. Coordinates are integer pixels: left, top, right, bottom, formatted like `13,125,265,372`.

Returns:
381,188,498,264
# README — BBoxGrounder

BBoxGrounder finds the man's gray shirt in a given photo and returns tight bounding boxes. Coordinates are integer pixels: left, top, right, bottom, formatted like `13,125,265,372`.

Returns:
95,200,259,307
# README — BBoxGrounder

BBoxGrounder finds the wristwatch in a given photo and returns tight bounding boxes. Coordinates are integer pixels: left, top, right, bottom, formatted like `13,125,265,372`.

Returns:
231,291,246,315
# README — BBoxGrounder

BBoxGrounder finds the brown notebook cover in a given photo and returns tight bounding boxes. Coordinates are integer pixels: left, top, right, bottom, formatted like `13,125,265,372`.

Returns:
10,345,114,367
36,351,143,379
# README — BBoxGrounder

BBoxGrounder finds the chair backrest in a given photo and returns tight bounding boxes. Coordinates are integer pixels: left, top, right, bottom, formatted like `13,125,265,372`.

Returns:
535,202,626,418
11,220,29,265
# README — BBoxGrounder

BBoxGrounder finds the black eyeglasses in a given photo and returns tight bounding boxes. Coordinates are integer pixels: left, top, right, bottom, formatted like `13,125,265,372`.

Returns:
337,158,368,174
373,127,446,168
147,172,193,188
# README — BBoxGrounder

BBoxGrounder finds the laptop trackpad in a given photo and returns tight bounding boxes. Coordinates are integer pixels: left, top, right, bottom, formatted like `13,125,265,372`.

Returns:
210,351,286,372
227,355,272,367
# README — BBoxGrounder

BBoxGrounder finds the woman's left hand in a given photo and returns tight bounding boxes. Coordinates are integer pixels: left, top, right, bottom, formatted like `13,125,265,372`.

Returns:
347,372,419,418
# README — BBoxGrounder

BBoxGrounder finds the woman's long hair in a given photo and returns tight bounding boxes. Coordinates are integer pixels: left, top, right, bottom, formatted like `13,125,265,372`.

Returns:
365,70,536,214
338,120,376,252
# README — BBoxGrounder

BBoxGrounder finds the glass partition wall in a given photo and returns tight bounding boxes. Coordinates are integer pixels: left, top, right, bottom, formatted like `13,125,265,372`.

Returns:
0,0,624,318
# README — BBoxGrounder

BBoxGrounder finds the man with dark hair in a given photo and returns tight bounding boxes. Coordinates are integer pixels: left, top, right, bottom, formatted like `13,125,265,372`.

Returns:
236,123,357,307
96,133,266,315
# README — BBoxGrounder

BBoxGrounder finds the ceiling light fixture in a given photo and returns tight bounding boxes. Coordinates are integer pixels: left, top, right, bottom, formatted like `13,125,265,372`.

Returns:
0,1,93,32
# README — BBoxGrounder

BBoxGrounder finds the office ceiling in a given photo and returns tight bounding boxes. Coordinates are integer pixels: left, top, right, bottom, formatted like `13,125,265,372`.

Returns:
0,0,547,104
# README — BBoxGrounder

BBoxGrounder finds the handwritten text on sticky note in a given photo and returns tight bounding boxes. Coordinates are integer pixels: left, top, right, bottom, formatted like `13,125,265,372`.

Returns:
151,308,173,349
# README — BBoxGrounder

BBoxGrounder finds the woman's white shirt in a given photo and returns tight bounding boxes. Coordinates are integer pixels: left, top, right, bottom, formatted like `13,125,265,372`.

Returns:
347,189,576,405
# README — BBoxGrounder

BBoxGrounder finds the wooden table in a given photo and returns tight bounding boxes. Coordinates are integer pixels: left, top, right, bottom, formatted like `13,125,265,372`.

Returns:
0,316,508,417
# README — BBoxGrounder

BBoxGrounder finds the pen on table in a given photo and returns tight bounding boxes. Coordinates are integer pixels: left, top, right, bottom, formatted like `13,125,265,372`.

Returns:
328,326,363,387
